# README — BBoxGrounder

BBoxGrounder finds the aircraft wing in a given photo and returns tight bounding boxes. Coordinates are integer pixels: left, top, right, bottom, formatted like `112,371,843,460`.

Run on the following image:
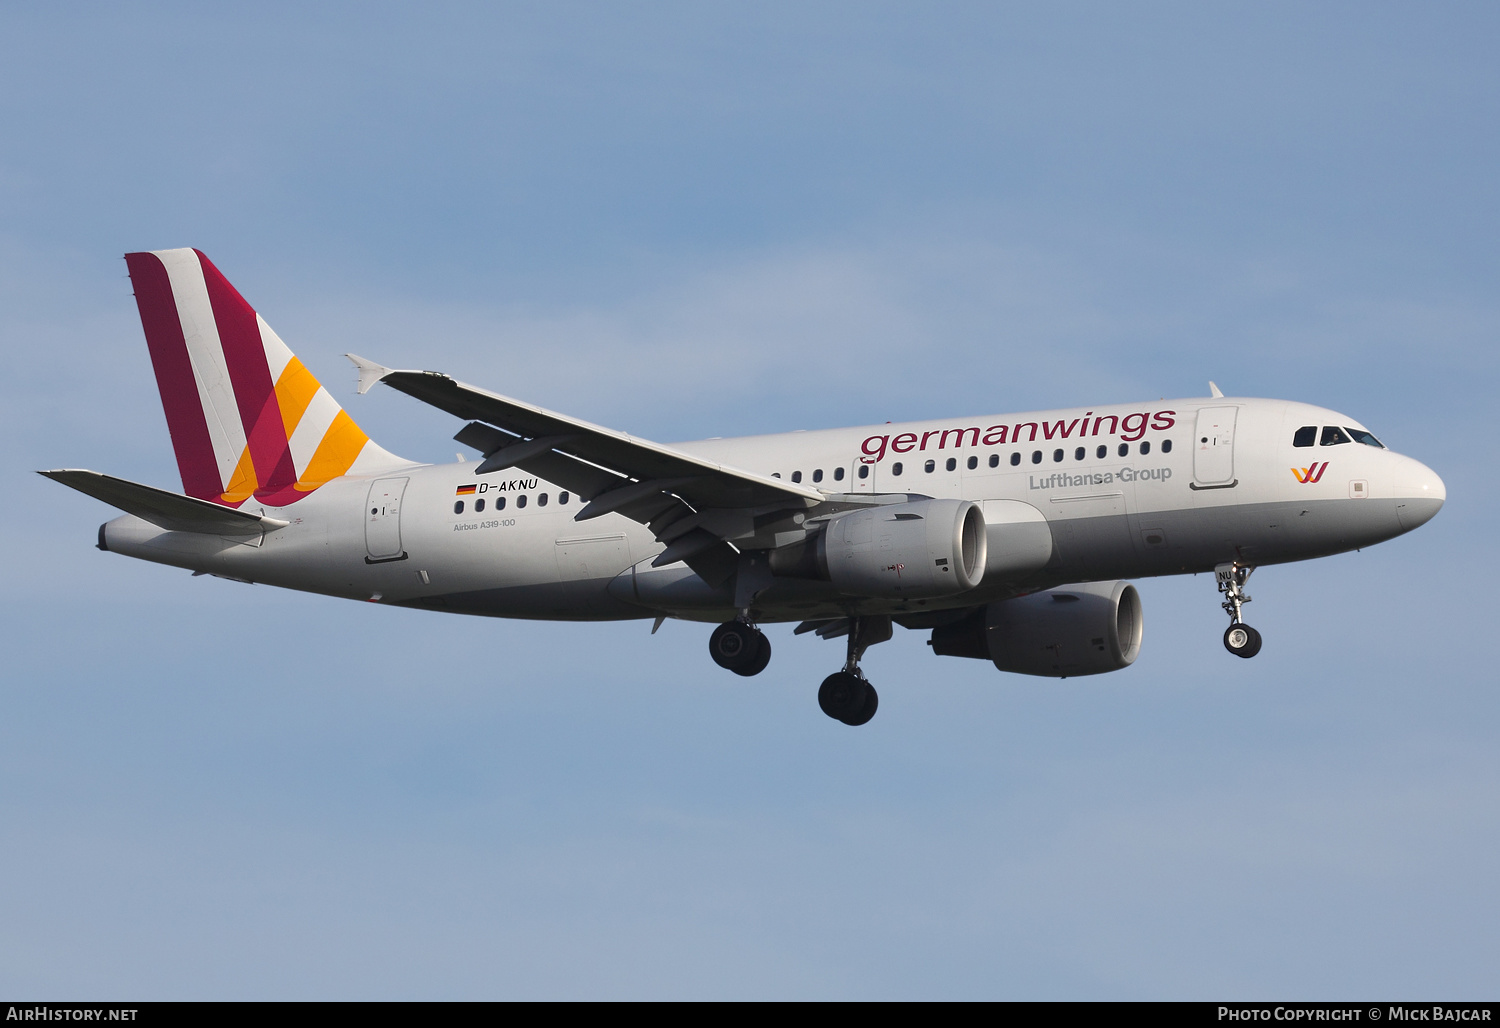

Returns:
348,355,835,586
349,356,821,511
38,470,288,535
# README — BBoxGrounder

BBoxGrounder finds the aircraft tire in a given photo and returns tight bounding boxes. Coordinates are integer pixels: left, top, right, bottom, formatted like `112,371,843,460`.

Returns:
840,684,879,726
733,632,772,677
818,671,869,722
710,620,762,673
1223,623,1263,658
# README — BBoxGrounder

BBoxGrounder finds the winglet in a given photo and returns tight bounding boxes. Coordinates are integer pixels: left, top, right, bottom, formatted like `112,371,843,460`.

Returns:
346,353,395,395
1209,381,1224,398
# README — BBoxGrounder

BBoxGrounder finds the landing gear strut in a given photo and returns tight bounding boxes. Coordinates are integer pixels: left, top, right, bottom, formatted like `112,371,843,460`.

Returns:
709,619,771,676
1215,562,1263,658
818,616,889,726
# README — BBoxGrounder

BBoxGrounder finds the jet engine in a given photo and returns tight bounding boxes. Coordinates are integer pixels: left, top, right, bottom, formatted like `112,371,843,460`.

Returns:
770,498,987,599
929,580,1143,676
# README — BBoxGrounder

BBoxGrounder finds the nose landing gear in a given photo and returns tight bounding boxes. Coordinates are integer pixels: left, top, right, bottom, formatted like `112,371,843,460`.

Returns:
817,616,890,726
709,618,772,676
1216,562,1262,658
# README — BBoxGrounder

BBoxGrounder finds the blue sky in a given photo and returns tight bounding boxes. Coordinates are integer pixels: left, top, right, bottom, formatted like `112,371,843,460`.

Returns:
1,2,1496,998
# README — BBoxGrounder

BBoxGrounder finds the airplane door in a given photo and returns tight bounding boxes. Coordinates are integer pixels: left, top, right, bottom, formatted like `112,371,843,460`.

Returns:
1192,407,1238,486
365,478,409,562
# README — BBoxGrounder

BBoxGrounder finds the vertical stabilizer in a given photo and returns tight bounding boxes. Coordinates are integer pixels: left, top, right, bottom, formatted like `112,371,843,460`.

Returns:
125,248,408,507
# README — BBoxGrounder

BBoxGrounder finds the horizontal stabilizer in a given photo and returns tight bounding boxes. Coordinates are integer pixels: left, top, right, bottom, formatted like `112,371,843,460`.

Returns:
38,469,289,535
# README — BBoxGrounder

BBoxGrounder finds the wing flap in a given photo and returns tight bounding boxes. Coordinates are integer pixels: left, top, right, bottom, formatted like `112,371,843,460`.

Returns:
39,469,288,535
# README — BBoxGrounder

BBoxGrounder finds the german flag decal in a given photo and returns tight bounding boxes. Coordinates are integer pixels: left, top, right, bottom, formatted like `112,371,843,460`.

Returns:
455,484,477,495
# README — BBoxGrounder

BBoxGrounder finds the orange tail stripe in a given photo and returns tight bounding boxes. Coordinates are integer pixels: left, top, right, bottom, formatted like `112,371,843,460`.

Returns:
296,410,370,491
222,446,259,505
273,357,322,440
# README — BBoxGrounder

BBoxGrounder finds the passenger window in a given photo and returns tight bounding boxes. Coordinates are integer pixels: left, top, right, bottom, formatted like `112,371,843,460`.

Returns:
1118,443,1129,457
1162,439,1173,453
1011,452,1021,466
989,454,1000,468
495,496,506,510
924,459,935,473
858,465,868,480
945,457,956,472
1293,426,1316,447
1140,441,1151,455
453,500,464,514
967,456,978,470
791,471,802,483
1321,426,1352,446
892,462,903,476
1031,451,1042,464
1096,445,1107,459
1052,449,1063,463
1347,427,1385,449
538,493,548,506
812,468,824,483
1074,447,1085,461
834,466,845,481
559,492,569,504
772,472,781,478
517,494,528,508
476,498,485,512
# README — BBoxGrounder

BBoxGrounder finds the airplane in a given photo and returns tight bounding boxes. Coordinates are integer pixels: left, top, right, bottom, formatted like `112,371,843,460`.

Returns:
42,248,1446,726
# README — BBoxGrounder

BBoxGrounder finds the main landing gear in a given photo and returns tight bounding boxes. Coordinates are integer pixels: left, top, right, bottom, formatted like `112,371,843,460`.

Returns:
817,616,889,727
1216,562,1263,659
709,618,772,677
707,614,887,726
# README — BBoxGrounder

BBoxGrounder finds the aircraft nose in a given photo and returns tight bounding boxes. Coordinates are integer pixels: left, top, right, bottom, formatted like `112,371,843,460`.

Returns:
1394,458,1445,532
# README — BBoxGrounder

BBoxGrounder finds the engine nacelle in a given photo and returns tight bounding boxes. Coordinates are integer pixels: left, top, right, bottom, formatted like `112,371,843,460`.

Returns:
929,581,1143,676
772,498,987,599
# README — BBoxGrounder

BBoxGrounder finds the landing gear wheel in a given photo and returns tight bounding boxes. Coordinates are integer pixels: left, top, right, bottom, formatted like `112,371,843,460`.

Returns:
735,632,772,678
1223,623,1262,658
818,671,872,724
841,684,879,726
709,620,769,675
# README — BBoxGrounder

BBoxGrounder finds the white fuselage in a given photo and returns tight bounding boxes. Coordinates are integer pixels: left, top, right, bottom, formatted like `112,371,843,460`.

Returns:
99,395,1446,624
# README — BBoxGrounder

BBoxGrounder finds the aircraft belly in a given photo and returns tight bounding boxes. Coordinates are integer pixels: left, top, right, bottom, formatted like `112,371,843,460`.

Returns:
1041,510,1140,581
1146,497,1407,571
395,578,645,620
1269,496,1406,560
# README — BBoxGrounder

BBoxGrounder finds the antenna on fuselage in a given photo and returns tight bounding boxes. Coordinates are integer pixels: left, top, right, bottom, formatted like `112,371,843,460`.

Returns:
1209,381,1224,398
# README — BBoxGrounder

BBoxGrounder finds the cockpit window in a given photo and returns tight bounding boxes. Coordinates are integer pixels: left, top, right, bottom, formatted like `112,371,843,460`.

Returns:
1293,426,1316,447
1346,427,1385,449
1320,426,1352,446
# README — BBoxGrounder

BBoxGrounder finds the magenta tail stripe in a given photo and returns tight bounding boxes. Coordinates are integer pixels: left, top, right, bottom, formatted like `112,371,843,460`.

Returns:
124,252,223,501
194,251,298,495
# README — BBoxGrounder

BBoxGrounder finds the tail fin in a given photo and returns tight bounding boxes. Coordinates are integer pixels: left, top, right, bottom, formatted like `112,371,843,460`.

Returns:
125,248,407,508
